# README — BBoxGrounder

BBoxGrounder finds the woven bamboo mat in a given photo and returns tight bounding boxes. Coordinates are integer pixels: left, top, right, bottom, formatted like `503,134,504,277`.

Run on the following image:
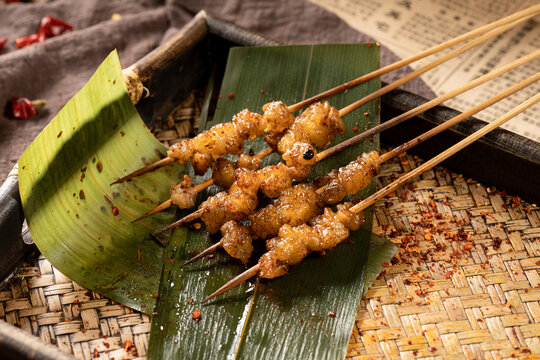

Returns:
1,94,539,359
346,154,540,359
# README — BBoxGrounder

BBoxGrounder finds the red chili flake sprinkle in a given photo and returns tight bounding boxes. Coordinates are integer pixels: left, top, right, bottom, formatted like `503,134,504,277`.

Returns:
227,92,234,99
123,340,134,352
93,348,99,358
137,249,141,262
103,342,110,348
382,262,391,267
260,89,264,94
352,127,358,132
328,311,336,318
428,347,437,352
407,340,412,345
192,309,202,320
367,42,372,47
0,37,7,52
152,294,159,299
112,207,119,216
413,351,418,356
363,112,369,116
15,321,21,327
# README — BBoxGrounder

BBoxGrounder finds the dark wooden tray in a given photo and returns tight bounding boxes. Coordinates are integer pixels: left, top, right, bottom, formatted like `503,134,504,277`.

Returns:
1,10,538,360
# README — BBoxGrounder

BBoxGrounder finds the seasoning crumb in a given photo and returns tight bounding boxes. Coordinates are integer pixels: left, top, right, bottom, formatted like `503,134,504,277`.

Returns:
112,207,119,216
328,311,335,318
192,309,201,320
227,92,234,99
363,112,369,116
57,131,63,138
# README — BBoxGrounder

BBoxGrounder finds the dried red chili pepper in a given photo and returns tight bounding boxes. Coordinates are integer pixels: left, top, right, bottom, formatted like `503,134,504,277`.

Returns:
0,37,7,53
6,97,37,119
16,33,41,49
16,15,73,49
39,16,73,37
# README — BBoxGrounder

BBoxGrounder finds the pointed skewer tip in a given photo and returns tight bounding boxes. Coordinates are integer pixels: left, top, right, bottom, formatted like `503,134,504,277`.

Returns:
111,157,174,185
154,208,205,236
182,241,223,267
201,264,260,303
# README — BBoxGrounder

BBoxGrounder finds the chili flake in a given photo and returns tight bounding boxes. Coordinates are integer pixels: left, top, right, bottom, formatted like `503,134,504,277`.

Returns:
328,311,336,318
192,309,202,320
123,340,134,352
227,92,234,99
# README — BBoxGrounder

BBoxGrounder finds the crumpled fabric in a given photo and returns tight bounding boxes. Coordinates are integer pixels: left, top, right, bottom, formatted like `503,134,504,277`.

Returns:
0,0,431,181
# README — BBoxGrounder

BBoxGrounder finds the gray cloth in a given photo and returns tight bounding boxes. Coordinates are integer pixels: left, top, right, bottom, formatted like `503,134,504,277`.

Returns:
0,0,432,181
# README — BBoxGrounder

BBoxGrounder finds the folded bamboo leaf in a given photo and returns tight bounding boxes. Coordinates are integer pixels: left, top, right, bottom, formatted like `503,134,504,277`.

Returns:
148,45,382,359
18,51,184,313
362,234,398,297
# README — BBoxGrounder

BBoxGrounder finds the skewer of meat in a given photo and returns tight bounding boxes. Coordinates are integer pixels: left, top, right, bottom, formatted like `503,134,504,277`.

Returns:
155,63,540,237
182,65,540,265
111,9,535,185
135,46,539,223
133,100,345,221
201,88,540,303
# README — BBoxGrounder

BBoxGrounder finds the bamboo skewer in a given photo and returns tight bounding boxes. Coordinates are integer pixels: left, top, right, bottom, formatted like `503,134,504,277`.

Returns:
111,157,174,185
288,4,540,113
317,49,540,161
202,87,540,303
112,5,540,185
156,64,540,235
182,71,540,265
338,15,534,117
136,49,540,223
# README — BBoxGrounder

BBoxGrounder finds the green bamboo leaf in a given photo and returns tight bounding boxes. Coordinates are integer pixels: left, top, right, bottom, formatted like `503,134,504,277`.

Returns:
362,234,398,297
148,45,383,359
18,51,184,313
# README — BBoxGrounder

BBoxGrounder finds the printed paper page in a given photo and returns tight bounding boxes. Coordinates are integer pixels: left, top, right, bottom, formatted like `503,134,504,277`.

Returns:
309,0,540,141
